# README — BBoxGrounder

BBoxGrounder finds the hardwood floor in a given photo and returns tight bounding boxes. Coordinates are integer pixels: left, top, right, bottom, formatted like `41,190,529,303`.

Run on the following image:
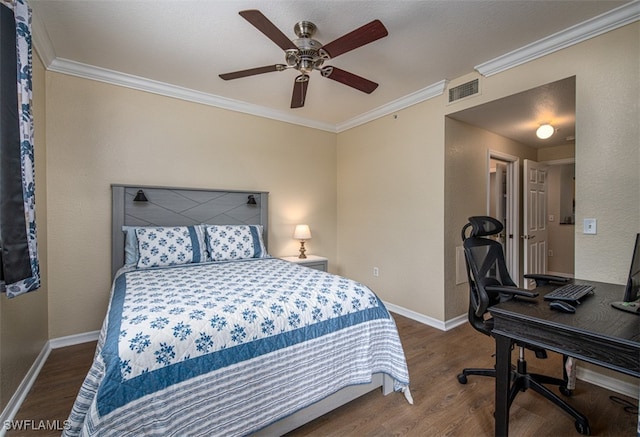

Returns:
7,314,638,436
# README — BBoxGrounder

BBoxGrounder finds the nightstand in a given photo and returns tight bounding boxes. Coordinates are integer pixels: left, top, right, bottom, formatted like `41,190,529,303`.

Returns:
280,255,328,272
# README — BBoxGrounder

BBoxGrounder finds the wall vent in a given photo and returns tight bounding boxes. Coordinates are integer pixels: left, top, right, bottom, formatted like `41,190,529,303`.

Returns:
448,78,479,103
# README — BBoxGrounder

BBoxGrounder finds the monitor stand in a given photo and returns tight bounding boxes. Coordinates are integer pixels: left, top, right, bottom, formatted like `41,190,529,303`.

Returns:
611,299,640,314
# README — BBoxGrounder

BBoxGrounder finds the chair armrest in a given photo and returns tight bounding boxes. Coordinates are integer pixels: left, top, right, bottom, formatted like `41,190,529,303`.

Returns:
485,285,539,298
524,274,570,285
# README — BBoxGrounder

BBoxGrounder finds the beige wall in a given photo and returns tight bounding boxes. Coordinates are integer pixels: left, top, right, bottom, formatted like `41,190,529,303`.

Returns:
337,103,445,320
0,55,49,411
538,143,575,162
572,26,639,284
45,74,337,338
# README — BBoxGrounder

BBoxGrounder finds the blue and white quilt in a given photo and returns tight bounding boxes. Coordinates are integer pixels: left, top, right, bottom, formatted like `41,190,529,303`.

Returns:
64,258,411,436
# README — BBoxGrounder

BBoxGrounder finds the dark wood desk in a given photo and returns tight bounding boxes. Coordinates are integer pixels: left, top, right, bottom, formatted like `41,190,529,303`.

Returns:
490,279,640,436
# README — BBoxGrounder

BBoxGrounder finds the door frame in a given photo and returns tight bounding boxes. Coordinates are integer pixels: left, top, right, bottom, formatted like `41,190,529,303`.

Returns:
487,150,520,284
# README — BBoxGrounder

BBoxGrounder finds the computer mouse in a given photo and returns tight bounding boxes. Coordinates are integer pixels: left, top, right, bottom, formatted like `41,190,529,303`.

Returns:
549,301,576,313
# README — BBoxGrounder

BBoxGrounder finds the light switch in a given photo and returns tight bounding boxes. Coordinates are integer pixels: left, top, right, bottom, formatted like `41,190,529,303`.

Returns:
583,218,597,235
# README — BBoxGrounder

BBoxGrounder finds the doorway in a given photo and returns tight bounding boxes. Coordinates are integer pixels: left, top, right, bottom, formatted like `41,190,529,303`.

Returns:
543,159,576,277
448,77,576,289
487,151,519,283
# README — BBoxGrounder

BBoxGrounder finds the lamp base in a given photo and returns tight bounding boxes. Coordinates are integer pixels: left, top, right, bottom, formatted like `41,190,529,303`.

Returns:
298,241,307,259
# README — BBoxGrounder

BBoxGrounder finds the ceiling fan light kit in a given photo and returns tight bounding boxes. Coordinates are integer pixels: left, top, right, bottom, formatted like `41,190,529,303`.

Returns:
219,10,388,109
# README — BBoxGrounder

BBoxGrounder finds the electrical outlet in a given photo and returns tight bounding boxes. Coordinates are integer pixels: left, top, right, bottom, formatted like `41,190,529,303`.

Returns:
373,267,379,277
548,249,554,257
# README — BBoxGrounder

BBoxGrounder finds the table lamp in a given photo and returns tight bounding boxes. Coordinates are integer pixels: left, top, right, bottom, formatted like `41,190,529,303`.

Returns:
293,224,312,259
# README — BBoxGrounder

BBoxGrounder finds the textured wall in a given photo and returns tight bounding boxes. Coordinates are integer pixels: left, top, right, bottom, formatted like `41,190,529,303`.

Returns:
337,102,445,320
45,74,337,338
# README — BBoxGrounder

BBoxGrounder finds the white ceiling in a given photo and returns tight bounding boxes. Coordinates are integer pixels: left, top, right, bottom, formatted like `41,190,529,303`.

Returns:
30,0,637,144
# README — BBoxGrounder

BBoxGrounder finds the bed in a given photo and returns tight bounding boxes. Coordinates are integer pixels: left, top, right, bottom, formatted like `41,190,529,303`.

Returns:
64,185,411,436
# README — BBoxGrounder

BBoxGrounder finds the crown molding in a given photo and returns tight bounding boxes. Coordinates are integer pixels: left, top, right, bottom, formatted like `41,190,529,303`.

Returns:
47,58,337,132
43,57,446,133
32,1,639,132
336,80,447,133
475,0,640,77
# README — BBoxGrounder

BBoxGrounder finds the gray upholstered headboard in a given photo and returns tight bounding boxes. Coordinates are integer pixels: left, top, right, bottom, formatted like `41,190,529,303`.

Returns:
111,184,268,278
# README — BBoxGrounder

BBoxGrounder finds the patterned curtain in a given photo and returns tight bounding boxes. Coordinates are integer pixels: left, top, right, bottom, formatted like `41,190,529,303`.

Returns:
0,0,39,297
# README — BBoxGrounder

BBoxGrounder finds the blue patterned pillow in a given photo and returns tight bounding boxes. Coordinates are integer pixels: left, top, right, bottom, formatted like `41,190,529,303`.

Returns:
205,225,268,261
135,226,205,268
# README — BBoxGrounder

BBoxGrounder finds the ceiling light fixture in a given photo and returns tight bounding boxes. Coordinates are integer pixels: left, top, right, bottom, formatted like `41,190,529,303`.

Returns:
536,124,555,139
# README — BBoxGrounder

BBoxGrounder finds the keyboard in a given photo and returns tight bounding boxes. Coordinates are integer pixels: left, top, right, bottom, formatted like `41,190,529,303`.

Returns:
544,284,595,302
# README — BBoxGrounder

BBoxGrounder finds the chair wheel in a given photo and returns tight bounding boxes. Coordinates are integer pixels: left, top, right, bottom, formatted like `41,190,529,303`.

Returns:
559,386,572,396
457,373,468,384
575,419,590,435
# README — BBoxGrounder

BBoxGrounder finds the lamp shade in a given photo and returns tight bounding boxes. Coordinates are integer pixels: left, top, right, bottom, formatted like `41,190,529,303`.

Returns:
293,224,312,240
536,124,554,139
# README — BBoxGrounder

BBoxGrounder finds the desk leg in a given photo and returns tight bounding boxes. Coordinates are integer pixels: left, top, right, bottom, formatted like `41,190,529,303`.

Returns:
494,333,512,437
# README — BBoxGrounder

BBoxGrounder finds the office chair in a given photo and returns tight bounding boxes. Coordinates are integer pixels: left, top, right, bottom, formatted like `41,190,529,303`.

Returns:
457,216,590,435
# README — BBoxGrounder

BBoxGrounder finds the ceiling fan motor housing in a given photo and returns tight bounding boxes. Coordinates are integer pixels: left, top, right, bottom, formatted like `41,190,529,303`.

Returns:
286,21,327,74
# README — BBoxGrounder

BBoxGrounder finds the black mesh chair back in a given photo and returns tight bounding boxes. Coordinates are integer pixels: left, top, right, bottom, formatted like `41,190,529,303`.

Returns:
461,216,515,335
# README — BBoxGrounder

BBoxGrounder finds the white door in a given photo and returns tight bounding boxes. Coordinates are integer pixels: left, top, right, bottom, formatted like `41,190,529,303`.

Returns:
523,159,548,288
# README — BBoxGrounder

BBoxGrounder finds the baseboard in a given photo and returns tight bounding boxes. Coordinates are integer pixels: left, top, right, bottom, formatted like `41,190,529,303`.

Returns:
443,314,468,331
385,301,441,331
577,366,639,399
384,301,468,331
0,341,51,437
48,330,100,349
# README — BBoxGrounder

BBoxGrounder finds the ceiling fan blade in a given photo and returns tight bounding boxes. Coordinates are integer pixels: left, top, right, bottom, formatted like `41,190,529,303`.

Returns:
290,75,309,108
219,65,285,80
321,19,388,59
321,66,378,94
239,10,297,51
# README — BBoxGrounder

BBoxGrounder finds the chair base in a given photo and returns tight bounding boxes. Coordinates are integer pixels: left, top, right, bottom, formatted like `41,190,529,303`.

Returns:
457,357,591,435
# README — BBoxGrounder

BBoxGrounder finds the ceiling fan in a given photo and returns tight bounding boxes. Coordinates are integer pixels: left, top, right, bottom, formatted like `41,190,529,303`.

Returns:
219,10,388,108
